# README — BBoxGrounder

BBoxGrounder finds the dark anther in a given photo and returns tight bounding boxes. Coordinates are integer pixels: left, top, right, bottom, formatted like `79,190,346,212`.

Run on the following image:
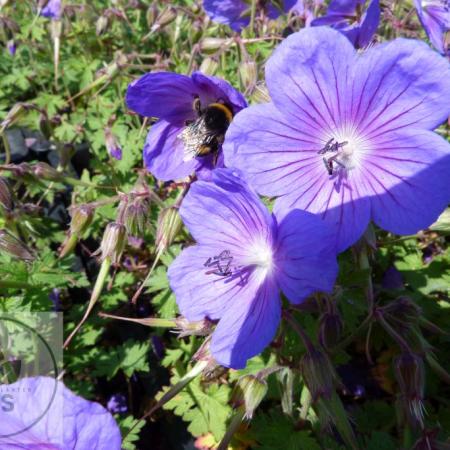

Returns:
318,138,348,155
204,250,233,277
318,138,348,175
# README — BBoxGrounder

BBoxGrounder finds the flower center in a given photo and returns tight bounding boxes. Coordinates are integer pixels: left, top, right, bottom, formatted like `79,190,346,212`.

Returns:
318,130,369,175
203,241,273,283
243,240,273,270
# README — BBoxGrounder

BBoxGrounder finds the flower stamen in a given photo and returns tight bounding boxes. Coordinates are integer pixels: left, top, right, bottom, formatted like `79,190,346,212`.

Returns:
318,138,349,175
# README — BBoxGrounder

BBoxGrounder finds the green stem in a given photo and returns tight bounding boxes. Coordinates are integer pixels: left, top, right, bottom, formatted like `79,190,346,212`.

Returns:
283,310,314,353
59,233,79,259
249,0,257,37
63,257,112,348
332,313,373,353
356,239,374,310
376,311,412,353
1,133,11,165
0,280,36,290
125,360,208,439
99,313,176,328
217,408,246,450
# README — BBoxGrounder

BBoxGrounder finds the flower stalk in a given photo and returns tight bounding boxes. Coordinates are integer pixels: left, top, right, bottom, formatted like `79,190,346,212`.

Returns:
63,256,112,348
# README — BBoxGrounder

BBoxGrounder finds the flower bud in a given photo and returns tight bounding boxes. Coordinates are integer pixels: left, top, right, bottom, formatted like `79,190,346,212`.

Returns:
251,82,271,103
0,229,34,261
318,312,343,350
412,429,450,450
199,37,231,53
0,103,31,133
99,222,127,264
300,347,336,401
239,60,257,91
0,177,13,212
382,297,421,336
146,4,157,27
231,375,268,419
96,15,109,36
104,127,122,160
199,57,218,75
155,207,182,254
174,316,214,338
51,18,61,38
32,162,63,182
70,205,93,235
394,352,425,426
150,6,177,33
124,197,150,237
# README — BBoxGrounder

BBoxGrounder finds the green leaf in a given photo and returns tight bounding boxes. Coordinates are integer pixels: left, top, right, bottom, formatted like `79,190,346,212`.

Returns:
366,432,397,450
251,411,321,450
119,415,146,450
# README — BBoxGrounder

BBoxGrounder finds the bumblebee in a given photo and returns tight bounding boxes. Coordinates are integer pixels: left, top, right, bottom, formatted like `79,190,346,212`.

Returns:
179,96,233,162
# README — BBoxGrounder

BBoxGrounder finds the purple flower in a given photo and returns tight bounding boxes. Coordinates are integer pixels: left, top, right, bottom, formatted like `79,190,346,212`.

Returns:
105,127,122,160
0,376,121,449
167,169,338,369
224,27,450,252
126,71,246,181
6,40,16,56
107,393,128,414
49,287,61,311
203,0,298,31
311,0,380,48
40,0,62,20
291,0,322,25
414,0,450,55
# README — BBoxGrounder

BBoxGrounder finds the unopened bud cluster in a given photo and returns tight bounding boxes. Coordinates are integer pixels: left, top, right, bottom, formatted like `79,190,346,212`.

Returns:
124,196,150,238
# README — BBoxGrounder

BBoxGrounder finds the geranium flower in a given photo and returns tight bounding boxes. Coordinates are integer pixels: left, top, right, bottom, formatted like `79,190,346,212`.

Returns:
0,376,121,449
40,0,62,20
414,0,450,55
167,169,338,368
203,0,298,32
311,0,380,48
224,27,450,252
126,71,246,181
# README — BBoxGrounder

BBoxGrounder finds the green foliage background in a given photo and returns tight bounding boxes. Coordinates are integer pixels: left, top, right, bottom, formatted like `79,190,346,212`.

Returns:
0,1,449,449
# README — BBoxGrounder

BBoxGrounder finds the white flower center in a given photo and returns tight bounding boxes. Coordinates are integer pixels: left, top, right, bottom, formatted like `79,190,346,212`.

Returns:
319,128,371,175
243,239,273,271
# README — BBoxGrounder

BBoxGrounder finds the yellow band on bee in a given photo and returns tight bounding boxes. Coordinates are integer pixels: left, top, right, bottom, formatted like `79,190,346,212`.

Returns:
208,103,233,123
